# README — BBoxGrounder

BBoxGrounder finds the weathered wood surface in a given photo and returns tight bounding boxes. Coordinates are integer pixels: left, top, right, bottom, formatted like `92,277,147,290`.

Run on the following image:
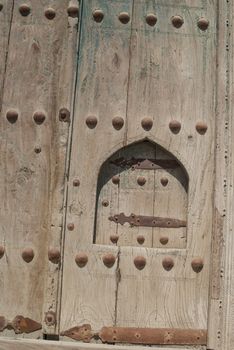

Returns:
0,0,78,338
61,0,217,338
0,337,201,350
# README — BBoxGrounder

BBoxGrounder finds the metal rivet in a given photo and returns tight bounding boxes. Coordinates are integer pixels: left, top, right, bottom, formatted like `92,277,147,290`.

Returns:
161,177,168,186
112,116,124,130
118,12,130,24
45,8,56,20
73,179,80,187
169,120,181,134
86,116,98,129
137,235,145,245
102,199,109,207
137,176,146,186
196,122,208,135
0,246,5,259
162,257,174,271
19,4,31,16
197,17,209,31
22,248,34,263
141,117,153,131
33,111,46,125
191,258,204,273
48,248,61,264
67,223,74,231
112,175,120,185
171,15,184,28
75,253,88,267
110,235,119,244
67,5,79,18
160,236,169,245
146,13,157,26
134,256,146,270
102,254,116,268
34,146,41,154
6,109,18,124
59,108,70,122
93,9,104,23
45,311,56,326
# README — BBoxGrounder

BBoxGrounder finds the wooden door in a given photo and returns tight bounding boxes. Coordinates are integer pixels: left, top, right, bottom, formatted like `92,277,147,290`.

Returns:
60,0,216,347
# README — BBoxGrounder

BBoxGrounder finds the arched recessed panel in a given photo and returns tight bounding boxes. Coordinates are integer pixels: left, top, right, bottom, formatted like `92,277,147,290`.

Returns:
94,140,188,248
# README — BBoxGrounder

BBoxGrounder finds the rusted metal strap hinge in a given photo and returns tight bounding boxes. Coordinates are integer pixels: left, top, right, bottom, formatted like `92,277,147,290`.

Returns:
99,327,207,345
109,213,187,228
61,325,207,346
0,315,42,334
111,157,179,170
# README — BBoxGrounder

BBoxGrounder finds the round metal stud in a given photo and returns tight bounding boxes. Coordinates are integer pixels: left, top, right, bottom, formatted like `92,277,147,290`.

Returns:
67,223,74,231
45,311,56,326
169,120,181,134
0,246,5,259
33,111,46,125
6,109,18,124
112,116,124,130
112,175,120,185
110,234,119,244
134,256,146,270
93,9,104,23
75,253,88,267
102,254,116,268
146,13,157,26
171,15,184,28
22,248,34,263
19,4,31,16
73,179,80,187
45,8,56,20
59,108,70,122
161,177,168,187
67,5,79,18
86,115,98,129
48,248,61,264
160,236,169,245
141,117,153,131
196,122,208,135
191,258,204,273
137,176,146,186
162,257,174,271
34,146,41,154
197,17,209,31
102,199,109,207
118,12,130,24
137,235,145,245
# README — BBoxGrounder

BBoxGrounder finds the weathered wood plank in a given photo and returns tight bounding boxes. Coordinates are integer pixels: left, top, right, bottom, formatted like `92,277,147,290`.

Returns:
60,0,133,333
0,0,78,338
116,0,217,329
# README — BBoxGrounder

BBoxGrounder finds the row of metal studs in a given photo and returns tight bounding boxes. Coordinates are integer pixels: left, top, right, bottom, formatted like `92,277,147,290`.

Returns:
5,110,208,135
109,234,170,246
0,247,203,273
85,116,208,135
0,4,79,18
92,10,209,31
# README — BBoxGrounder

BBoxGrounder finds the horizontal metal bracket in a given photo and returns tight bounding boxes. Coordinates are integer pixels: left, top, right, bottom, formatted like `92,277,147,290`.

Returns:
109,213,187,228
99,327,207,345
110,157,179,170
0,315,42,334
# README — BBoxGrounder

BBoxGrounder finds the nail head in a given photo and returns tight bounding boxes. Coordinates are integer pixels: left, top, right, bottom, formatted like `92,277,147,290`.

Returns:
112,116,124,130
141,117,153,131
197,17,209,31
171,15,184,28
6,109,18,124
146,13,157,26
19,4,31,16
22,248,34,263
169,120,181,134
93,9,104,22
75,253,88,267
162,257,174,271
33,111,46,125
102,253,116,268
134,256,146,270
86,116,98,129
191,258,204,273
118,12,130,24
48,248,61,264
45,8,56,20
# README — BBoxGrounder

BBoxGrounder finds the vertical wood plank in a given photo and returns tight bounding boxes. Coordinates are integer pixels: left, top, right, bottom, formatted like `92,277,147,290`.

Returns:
0,0,78,338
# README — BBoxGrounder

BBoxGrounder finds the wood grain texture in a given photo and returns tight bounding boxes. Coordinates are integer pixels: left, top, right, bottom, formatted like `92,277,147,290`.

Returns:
0,337,202,350
0,0,78,338
60,0,133,333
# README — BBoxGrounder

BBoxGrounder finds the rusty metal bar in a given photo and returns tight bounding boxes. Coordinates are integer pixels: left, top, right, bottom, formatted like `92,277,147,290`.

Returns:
61,324,93,342
110,157,179,170
99,327,207,345
109,213,187,228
